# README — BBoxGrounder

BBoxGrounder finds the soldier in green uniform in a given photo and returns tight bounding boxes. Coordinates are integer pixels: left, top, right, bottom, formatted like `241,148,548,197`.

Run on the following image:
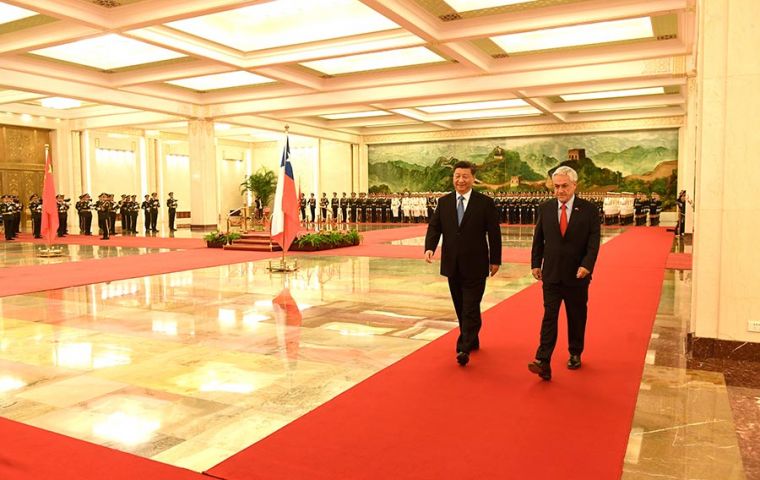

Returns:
167,192,178,231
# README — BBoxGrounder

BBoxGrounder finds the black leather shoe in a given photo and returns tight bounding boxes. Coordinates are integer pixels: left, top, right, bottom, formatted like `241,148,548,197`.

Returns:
528,360,551,380
567,355,581,370
456,351,469,366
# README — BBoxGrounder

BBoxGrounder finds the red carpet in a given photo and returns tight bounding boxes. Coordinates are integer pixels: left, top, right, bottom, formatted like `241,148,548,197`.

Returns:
17,232,206,249
207,227,674,480
665,252,692,269
0,418,206,480
0,248,279,297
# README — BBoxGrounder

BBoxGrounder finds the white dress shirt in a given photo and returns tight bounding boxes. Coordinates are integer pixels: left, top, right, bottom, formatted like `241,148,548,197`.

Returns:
558,195,576,223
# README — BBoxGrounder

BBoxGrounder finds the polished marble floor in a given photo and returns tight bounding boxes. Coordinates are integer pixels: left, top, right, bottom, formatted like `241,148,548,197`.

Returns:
0,243,170,267
0,253,533,471
0,226,755,479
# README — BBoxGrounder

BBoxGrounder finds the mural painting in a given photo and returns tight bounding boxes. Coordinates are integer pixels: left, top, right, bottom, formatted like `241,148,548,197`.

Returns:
368,129,679,209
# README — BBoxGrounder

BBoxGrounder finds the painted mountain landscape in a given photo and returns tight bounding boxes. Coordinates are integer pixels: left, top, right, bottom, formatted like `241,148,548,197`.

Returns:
368,129,678,206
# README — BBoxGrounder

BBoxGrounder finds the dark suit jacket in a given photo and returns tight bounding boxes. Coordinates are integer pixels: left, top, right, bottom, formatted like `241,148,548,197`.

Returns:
425,190,502,279
531,197,600,286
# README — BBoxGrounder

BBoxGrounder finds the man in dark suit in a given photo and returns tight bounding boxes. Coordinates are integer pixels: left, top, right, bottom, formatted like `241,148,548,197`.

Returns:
528,166,600,381
425,160,502,366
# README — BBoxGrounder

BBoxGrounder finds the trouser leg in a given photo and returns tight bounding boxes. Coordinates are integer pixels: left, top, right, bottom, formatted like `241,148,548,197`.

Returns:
535,283,563,362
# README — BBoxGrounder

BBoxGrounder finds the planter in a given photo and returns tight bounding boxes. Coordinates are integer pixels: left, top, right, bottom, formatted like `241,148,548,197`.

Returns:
206,241,225,248
290,239,359,251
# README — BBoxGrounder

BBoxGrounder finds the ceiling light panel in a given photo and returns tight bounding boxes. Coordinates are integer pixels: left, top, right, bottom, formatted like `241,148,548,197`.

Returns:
442,0,535,13
560,87,665,102
31,34,186,70
321,111,391,120
0,2,37,24
167,71,273,90
40,97,82,109
492,17,654,54
302,47,444,75
166,0,399,52
434,106,541,120
417,99,527,113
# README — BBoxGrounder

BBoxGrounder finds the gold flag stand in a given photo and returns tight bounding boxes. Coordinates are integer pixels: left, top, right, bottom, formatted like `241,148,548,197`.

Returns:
268,125,298,274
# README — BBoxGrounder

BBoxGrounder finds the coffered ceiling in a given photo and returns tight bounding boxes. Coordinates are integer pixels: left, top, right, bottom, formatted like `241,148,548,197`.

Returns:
0,0,696,143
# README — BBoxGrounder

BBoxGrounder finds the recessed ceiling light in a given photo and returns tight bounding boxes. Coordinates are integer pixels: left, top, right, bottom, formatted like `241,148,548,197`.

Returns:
31,34,186,70
578,104,672,113
0,2,37,24
417,99,527,113
442,0,535,13
560,87,665,102
166,0,398,52
40,97,82,109
214,123,233,130
492,17,654,54
321,111,391,120
435,106,541,120
167,71,273,90
302,47,444,75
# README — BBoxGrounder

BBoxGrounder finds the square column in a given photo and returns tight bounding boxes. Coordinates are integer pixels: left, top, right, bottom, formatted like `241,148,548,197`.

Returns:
188,120,219,230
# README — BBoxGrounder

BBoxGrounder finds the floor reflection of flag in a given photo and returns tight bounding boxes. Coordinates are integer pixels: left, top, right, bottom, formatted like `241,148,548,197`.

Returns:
272,288,302,366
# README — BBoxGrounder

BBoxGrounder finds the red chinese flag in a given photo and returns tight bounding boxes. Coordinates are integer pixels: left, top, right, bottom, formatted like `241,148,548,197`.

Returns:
40,148,59,244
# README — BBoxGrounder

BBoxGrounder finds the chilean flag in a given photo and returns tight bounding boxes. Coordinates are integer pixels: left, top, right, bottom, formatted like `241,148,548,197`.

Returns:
40,148,59,244
270,136,299,252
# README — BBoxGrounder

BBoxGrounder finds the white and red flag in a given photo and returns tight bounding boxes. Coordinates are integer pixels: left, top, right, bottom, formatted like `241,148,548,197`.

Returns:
270,136,300,252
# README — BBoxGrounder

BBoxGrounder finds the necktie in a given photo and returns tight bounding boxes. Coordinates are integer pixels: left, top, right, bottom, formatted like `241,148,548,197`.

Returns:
560,202,568,236
457,195,465,226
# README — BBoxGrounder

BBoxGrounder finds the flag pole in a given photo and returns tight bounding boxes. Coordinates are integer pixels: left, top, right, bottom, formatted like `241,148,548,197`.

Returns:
268,125,298,273
38,144,64,257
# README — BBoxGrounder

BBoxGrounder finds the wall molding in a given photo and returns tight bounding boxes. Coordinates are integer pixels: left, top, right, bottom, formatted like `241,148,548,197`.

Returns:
362,116,684,144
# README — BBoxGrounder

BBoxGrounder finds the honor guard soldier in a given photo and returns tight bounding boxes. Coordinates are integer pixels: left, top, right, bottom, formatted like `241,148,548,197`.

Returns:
56,194,70,237
106,194,116,235
648,193,662,226
339,192,348,223
308,193,317,223
141,194,150,233
319,193,329,223
167,192,178,231
29,194,42,238
117,194,128,234
76,194,93,235
128,195,138,233
95,193,111,239
349,192,358,223
254,196,264,220
634,193,648,226
384,194,392,223
12,195,21,236
358,192,368,223
1,196,14,240
330,192,339,223
299,193,307,222
149,192,160,232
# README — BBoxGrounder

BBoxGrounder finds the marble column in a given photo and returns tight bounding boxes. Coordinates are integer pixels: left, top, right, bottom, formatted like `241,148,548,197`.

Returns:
188,120,219,231
691,0,760,342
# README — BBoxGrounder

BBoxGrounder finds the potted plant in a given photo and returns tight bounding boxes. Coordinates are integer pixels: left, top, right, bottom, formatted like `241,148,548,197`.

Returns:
240,167,277,209
292,230,361,251
204,231,241,248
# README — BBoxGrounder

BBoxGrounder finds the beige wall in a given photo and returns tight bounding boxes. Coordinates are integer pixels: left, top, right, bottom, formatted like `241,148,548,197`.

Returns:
319,139,352,195
691,0,760,342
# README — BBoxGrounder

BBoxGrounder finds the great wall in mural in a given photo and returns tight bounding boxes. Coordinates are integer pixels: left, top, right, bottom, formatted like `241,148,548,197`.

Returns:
368,129,679,209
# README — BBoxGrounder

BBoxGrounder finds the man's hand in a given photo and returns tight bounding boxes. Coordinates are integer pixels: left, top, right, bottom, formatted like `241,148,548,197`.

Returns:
576,266,590,279
489,264,500,277
532,268,542,280
424,250,434,263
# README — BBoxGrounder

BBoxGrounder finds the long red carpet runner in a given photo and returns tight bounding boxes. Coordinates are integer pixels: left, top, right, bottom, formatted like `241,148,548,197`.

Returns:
0,248,279,297
0,418,206,480
207,227,674,480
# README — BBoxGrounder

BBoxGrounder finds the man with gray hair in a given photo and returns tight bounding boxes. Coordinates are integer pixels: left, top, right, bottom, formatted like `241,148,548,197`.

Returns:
528,166,600,381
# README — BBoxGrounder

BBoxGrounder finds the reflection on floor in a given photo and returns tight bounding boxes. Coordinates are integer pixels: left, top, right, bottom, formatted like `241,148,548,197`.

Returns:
0,254,532,471
0,227,755,479
389,225,626,247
